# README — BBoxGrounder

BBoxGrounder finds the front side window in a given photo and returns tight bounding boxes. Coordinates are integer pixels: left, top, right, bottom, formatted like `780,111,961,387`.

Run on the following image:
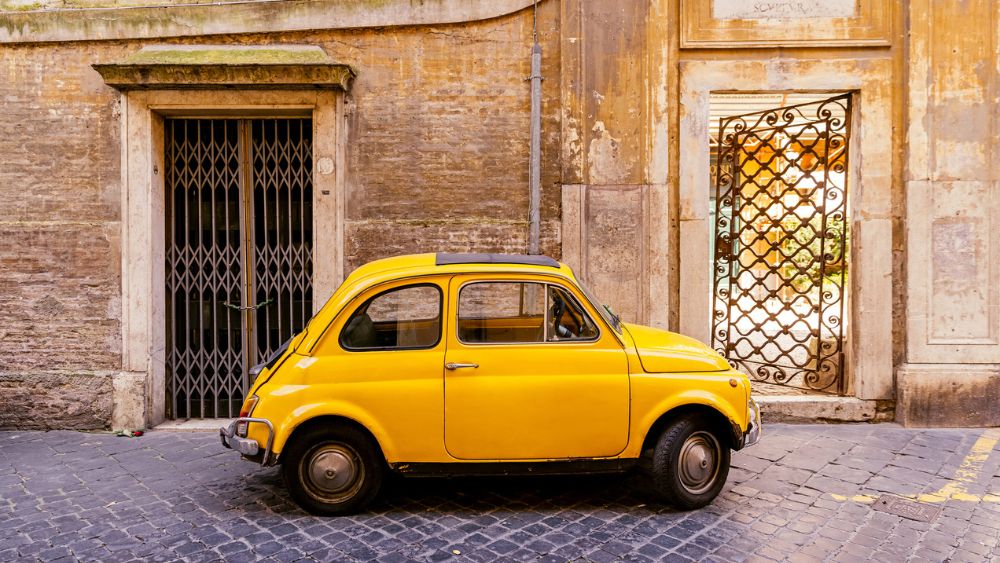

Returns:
458,281,599,344
340,284,442,350
459,282,545,343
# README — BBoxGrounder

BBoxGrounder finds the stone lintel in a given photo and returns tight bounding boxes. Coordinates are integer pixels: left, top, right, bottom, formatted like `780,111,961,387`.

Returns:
93,46,355,91
93,63,355,91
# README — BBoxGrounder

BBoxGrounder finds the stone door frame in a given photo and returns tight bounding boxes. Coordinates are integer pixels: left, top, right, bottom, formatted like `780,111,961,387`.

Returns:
677,58,894,400
115,90,345,428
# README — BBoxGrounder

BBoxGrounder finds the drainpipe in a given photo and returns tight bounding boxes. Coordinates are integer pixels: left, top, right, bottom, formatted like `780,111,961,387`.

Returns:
527,5,542,255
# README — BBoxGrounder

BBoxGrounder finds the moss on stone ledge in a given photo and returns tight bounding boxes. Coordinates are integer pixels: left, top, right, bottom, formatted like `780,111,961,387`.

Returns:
121,45,334,66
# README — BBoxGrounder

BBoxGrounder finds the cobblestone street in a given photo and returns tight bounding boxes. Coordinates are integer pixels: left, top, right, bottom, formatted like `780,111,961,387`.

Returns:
1,423,998,562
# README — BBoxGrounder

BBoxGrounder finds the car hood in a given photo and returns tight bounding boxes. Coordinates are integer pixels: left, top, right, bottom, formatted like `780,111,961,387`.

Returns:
623,322,731,373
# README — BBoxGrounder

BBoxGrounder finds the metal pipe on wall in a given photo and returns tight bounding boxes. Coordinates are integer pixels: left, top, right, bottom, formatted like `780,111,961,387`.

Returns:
528,39,542,255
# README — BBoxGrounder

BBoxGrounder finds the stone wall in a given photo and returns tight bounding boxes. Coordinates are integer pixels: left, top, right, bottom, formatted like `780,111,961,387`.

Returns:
0,3,561,429
335,4,563,270
0,41,124,428
3,0,999,429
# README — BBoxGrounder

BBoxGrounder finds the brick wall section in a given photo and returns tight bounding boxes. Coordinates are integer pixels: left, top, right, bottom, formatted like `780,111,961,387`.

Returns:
325,3,563,270
0,6,562,428
0,42,123,428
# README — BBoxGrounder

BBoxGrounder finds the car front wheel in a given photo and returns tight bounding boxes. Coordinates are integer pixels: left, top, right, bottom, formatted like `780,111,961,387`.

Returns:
651,414,730,510
281,425,384,515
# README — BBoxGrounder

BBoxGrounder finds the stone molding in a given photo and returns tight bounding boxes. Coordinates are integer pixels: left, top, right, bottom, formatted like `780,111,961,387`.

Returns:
0,0,543,44
94,64,355,91
115,89,345,428
680,0,893,48
677,57,895,401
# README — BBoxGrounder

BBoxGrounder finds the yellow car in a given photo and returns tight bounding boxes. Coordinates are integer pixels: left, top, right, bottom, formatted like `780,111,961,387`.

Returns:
220,253,761,515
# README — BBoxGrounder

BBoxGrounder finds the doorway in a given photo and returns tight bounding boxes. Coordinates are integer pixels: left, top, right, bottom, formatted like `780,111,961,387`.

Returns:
709,93,852,394
164,118,314,418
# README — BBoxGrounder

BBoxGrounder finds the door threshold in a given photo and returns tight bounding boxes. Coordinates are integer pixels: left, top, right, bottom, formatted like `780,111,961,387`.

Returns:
154,419,233,432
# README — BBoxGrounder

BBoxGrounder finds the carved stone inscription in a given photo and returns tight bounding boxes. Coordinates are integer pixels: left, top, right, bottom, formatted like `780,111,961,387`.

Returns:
713,0,858,20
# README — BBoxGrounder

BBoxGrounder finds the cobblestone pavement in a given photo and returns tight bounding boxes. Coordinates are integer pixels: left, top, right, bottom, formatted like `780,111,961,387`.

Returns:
1,424,998,562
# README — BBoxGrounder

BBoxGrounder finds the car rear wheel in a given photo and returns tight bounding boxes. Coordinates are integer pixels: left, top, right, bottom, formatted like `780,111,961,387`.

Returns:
651,414,730,510
281,425,384,515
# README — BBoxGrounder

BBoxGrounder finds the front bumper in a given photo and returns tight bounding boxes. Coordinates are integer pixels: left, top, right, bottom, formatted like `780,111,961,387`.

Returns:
220,417,275,465
742,397,762,448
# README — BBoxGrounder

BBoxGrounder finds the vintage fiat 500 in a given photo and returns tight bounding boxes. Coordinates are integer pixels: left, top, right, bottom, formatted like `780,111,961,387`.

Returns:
221,253,761,515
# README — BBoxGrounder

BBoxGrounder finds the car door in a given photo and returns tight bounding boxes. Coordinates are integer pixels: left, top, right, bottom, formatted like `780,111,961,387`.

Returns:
443,273,630,460
309,278,449,461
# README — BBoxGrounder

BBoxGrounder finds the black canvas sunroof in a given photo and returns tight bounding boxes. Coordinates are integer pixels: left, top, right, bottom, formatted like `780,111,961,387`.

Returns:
435,253,560,268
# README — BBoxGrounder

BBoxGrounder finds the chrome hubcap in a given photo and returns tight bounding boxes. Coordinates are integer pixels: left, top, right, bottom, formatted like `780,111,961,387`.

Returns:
678,431,721,495
303,444,362,501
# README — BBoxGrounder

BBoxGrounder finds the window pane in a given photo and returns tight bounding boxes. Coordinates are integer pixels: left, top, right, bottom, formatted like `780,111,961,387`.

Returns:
547,285,599,341
341,285,441,350
459,282,544,343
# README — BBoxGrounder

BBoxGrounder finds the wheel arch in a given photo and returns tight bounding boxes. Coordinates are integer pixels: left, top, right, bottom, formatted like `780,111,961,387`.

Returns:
278,414,387,465
640,403,742,455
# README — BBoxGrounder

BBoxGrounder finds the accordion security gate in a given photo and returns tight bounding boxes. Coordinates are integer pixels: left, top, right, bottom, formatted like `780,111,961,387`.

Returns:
165,118,314,418
711,94,851,394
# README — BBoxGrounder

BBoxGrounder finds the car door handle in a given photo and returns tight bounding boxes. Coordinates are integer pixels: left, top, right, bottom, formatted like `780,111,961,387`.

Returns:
445,362,479,370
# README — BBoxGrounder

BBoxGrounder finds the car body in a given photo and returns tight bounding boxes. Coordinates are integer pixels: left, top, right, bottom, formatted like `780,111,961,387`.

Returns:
221,252,761,514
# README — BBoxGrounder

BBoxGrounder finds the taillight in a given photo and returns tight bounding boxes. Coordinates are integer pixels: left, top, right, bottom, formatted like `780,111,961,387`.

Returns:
237,395,259,436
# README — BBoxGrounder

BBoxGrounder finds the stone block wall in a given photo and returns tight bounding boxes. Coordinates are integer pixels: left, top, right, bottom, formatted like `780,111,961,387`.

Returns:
0,42,123,428
0,2,562,429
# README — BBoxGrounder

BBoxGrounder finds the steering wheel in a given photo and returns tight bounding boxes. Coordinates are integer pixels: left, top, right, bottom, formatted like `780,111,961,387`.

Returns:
549,293,572,339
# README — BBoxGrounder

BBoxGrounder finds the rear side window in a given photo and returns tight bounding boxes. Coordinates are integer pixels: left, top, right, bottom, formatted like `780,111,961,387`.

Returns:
340,284,442,351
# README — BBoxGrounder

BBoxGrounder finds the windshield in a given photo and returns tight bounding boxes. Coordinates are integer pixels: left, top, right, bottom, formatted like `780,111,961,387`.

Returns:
573,274,622,334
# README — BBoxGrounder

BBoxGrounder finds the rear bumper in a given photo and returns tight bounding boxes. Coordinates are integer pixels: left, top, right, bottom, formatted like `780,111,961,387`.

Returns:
220,417,275,465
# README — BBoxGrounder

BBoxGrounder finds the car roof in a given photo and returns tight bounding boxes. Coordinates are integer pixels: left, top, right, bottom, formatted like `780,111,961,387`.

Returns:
342,252,574,288
298,253,595,353
435,252,560,268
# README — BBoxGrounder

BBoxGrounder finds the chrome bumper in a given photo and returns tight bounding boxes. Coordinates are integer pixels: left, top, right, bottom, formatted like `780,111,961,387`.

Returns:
220,417,275,465
742,397,762,448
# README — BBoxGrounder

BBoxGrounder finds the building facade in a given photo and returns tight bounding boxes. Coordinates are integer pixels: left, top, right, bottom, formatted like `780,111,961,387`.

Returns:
0,0,997,429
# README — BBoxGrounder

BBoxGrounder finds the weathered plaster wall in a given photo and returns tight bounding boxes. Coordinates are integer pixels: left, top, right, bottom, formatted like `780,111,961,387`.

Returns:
560,0,906,412
900,0,1000,426
559,0,671,328
0,4,561,429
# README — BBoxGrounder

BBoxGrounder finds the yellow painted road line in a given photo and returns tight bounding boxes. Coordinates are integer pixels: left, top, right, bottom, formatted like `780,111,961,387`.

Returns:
830,428,1000,504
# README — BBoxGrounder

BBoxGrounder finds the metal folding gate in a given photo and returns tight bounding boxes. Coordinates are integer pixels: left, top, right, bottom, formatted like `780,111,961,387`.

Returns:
711,94,851,394
165,118,314,418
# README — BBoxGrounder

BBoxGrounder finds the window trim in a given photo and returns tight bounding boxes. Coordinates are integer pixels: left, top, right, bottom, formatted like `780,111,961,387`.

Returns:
455,279,602,346
338,282,444,352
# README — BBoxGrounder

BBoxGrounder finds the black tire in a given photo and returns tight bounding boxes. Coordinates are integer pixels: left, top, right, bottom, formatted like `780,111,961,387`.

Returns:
281,425,384,516
651,414,730,510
